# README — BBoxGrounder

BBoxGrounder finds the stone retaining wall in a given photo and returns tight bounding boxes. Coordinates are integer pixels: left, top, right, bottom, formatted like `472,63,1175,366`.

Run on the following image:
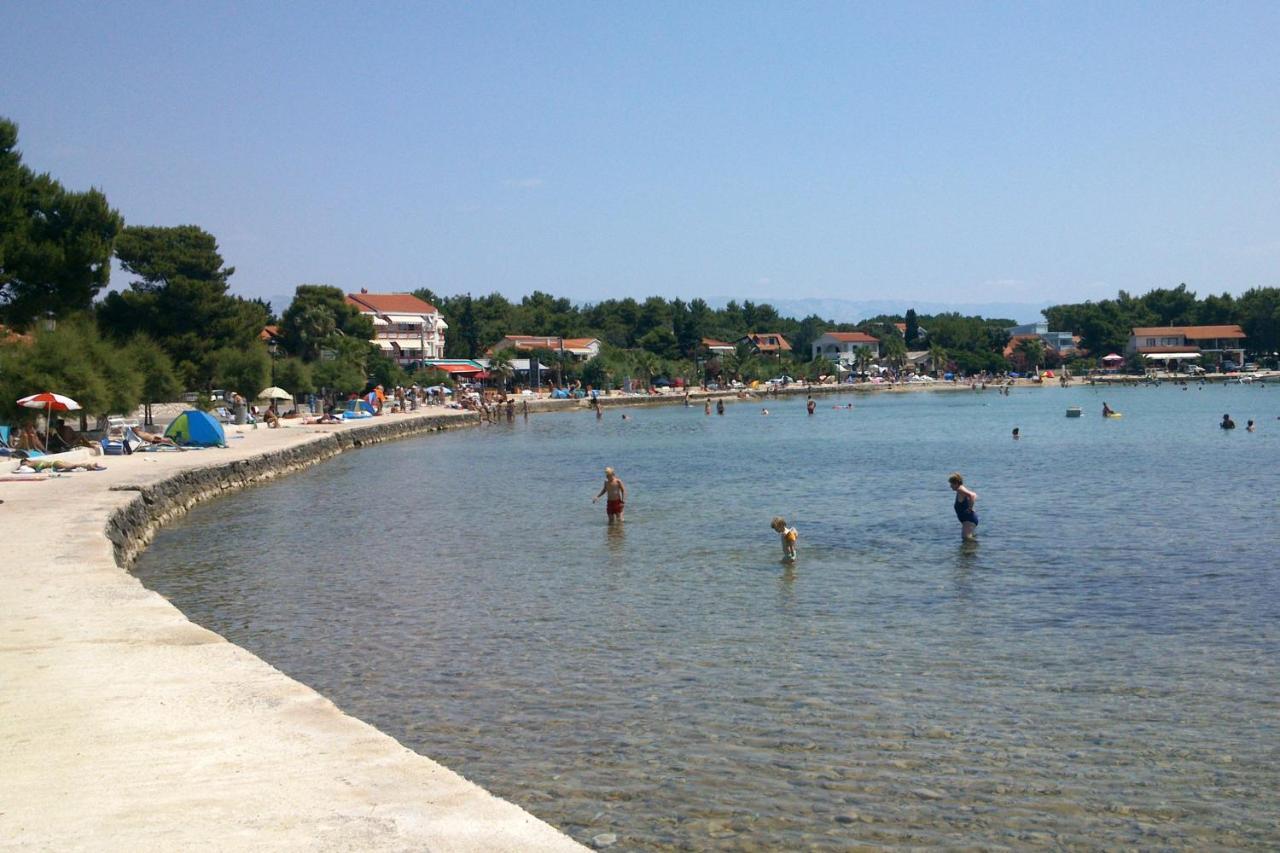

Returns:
106,411,480,568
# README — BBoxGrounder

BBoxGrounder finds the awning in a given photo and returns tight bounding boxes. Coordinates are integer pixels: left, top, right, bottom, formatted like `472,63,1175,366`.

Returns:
1141,352,1200,360
371,316,389,326
385,313,426,324
426,363,483,375
374,340,396,351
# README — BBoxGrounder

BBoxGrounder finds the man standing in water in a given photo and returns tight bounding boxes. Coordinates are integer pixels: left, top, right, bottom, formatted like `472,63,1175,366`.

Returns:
593,467,627,523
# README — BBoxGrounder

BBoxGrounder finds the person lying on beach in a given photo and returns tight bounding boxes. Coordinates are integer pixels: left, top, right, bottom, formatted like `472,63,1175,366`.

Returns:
300,411,342,424
771,516,798,561
21,458,107,472
133,428,177,446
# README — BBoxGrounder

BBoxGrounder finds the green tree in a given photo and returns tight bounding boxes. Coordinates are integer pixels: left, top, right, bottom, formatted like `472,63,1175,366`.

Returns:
0,314,140,424
1015,337,1046,373
127,335,182,425
98,225,268,387
879,333,907,370
211,345,271,399
274,357,315,397
928,342,948,377
0,118,124,327
904,309,920,346
487,348,515,390
279,284,373,360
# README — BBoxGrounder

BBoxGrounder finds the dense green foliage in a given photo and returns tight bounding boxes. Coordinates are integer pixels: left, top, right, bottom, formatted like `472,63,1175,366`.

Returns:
98,225,271,387
0,118,123,326
1045,284,1280,358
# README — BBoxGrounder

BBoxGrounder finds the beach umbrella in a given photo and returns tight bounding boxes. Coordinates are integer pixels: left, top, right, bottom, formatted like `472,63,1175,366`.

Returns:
256,386,292,413
17,391,81,449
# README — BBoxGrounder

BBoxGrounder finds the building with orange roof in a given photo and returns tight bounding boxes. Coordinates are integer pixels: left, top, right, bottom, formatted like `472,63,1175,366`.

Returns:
488,335,601,360
810,331,879,363
735,332,791,356
346,290,448,366
1126,324,1246,369
700,337,735,355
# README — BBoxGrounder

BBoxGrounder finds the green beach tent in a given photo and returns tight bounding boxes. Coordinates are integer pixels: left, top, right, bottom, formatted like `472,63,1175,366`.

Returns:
163,410,226,447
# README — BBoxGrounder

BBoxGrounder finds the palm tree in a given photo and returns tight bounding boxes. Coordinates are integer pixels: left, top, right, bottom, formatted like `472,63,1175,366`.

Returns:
632,351,660,389
854,347,874,380
928,342,948,377
487,348,514,391
880,334,907,372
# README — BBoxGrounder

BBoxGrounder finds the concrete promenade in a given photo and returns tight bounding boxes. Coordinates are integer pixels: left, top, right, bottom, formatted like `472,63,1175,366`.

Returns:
0,410,585,851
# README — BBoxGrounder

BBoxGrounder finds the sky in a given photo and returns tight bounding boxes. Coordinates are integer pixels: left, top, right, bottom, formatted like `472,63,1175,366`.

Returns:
5,1,1280,314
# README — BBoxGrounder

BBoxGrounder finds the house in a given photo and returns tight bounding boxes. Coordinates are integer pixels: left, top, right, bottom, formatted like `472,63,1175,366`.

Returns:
488,336,601,360
1006,322,1076,355
700,338,736,356
736,332,792,356
346,290,448,366
810,331,879,363
259,325,282,346
894,321,928,340
1126,325,1246,369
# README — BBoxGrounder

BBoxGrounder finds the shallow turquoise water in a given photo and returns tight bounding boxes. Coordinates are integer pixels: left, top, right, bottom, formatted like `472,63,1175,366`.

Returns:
136,384,1280,849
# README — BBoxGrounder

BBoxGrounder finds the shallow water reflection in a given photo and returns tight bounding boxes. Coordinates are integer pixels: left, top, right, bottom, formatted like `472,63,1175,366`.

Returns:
136,386,1280,849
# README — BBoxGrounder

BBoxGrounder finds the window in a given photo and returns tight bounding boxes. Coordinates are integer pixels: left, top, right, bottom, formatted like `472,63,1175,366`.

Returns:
1146,338,1156,346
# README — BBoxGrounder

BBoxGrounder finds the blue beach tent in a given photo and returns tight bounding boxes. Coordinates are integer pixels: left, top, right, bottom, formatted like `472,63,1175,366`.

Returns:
163,409,226,447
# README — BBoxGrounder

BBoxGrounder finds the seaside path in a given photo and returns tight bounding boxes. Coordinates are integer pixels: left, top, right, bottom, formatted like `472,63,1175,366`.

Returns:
0,411,584,851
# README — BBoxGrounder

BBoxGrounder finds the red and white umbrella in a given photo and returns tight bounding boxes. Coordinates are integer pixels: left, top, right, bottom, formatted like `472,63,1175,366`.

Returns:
17,392,82,412
17,392,82,451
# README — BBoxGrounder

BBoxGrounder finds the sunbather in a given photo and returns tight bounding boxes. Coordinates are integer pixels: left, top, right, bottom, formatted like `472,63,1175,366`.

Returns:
22,458,107,472
15,424,45,452
133,428,177,446
49,418,92,451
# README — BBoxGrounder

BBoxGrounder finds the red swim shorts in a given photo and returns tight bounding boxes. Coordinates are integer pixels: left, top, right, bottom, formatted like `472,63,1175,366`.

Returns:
606,499,625,516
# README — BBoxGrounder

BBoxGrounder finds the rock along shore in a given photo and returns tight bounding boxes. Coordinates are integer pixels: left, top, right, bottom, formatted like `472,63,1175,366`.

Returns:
0,409,586,852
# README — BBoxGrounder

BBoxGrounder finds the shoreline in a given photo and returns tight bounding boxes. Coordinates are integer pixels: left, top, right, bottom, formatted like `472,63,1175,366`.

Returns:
0,409,586,851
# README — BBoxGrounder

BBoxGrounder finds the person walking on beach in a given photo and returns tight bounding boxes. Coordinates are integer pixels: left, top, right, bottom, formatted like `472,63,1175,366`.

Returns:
593,467,626,523
948,473,979,542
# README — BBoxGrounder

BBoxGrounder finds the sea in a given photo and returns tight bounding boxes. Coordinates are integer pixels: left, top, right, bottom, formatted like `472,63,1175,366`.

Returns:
134,382,1280,849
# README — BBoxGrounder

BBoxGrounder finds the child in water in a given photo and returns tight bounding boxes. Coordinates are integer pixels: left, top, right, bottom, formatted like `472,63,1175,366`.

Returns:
771,516,798,561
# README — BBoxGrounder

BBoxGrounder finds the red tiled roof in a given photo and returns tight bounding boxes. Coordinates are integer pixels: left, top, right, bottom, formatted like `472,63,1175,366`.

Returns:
1002,334,1040,358
259,324,281,341
1131,325,1245,340
491,336,600,353
821,331,879,344
743,332,792,351
701,338,734,348
346,292,438,314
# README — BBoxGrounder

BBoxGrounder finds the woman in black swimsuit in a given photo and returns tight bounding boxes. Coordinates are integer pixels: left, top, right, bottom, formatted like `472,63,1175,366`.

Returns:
949,472,979,541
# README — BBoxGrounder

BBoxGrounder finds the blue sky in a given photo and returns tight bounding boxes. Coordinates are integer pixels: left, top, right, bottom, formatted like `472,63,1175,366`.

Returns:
5,1,1279,313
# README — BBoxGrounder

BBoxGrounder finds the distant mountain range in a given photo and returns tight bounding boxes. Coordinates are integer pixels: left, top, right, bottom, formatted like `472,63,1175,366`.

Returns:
715,297,1051,325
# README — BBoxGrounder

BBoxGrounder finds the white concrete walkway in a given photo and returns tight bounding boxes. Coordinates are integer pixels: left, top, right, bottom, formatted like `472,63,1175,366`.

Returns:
0,413,583,851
